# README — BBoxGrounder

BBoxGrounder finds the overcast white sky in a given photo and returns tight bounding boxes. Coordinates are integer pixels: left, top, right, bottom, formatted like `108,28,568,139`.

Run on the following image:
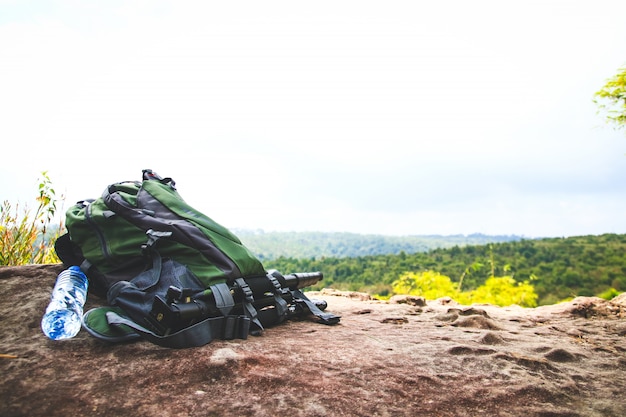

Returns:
1,0,625,238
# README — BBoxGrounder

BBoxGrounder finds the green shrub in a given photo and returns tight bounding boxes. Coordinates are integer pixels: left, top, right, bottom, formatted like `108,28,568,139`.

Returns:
465,276,538,307
597,287,622,301
391,271,538,307
0,172,63,265
392,271,460,301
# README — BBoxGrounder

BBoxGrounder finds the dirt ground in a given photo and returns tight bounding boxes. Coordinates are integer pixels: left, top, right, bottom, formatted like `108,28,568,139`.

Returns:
1,264,626,417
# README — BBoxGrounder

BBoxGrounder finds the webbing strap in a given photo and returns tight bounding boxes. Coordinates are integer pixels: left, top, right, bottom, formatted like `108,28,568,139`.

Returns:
210,282,235,316
291,289,341,325
234,277,264,335
105,311,249,349
267,273,288,323
79,259,92,275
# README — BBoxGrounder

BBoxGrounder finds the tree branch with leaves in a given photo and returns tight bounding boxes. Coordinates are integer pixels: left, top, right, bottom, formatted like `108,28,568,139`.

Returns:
594,66,626,130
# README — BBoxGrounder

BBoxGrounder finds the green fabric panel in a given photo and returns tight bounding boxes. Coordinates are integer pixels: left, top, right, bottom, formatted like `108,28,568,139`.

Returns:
66,196,147,275
151,240,226,286
108,182,140,206
141,180,241,242
142,181,266,278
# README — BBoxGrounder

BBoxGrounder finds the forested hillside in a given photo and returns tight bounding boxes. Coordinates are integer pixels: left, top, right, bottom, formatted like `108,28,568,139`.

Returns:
262,233,626,306
236,230,522,260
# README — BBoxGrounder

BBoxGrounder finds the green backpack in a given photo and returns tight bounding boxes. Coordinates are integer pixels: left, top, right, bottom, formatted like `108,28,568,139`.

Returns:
55,170,339,348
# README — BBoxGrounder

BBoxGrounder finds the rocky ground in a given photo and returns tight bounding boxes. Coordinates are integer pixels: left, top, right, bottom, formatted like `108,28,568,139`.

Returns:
1,264,626,417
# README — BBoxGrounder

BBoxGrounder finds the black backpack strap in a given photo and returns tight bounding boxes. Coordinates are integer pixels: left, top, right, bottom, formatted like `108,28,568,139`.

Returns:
266,273,289,323
291,288,341,325
105,311,250,349
234,277,265,335
142,169,175,188
210,282,235,316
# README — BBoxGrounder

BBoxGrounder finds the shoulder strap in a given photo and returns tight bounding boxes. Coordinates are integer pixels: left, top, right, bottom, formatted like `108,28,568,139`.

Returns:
105,311,250,349
290,288,341,325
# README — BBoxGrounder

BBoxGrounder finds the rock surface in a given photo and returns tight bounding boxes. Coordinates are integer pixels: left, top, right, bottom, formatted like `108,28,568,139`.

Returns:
1,264,626,417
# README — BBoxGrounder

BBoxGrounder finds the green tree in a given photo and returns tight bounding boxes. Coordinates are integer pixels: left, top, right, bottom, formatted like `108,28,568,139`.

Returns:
391,270,538,307
392,271,460,300
457,261,484,292
467,276,538,308
594,66,626,130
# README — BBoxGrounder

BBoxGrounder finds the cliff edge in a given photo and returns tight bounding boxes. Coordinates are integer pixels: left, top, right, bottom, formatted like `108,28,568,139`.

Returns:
1,265,625,417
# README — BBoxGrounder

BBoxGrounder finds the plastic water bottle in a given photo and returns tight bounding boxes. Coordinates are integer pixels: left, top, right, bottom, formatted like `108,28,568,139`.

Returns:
41,266,89,340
